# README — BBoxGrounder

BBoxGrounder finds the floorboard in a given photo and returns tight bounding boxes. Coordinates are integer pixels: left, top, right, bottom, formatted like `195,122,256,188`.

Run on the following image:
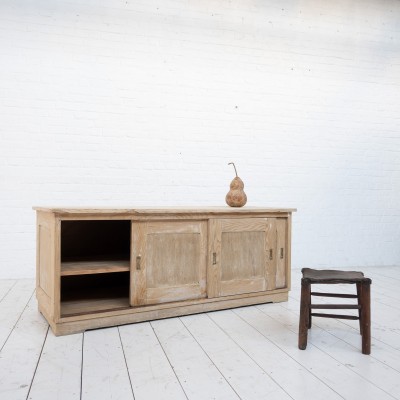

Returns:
0,280,17,302
27,331,82,400
118,322,187,400
0,279,35,350
81,328,134,400
151,317,240,400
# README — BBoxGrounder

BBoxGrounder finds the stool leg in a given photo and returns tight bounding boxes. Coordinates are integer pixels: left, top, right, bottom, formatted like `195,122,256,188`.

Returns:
299,279,311,350
357,283,363,335
360,281,371,355
308,287,312,329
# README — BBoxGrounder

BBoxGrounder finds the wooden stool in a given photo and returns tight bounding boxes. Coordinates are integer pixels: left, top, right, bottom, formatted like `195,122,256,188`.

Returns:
298,268,372,355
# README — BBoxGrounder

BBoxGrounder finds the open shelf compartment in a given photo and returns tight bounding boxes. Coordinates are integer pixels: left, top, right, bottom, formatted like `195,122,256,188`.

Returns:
60,220,131,316
61,272,130,317
61,220,131,275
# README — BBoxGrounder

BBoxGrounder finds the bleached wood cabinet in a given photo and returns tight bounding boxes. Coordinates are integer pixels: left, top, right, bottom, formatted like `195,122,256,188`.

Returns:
34,207,295,336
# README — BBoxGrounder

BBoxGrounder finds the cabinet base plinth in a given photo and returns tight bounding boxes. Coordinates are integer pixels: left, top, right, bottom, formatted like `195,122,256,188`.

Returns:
48,291,288,336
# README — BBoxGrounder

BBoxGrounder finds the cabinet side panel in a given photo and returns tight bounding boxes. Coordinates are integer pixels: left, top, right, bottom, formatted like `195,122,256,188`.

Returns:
38,224,52,297
36,211,56,319
275,219,287,289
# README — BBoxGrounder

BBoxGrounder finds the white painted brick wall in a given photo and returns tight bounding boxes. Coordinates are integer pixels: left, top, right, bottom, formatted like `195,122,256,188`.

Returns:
0,0,399,278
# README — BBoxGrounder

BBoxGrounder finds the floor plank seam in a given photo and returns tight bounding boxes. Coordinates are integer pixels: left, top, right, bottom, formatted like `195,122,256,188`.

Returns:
25,325,50,400
117,326,136,400
265,304,400,398
178,316,243,400
234,307,347,400
0,280,18,303
80,332,84,400
0,288,36,353
205,311,297,400
149,321,190,400
277,302,400,375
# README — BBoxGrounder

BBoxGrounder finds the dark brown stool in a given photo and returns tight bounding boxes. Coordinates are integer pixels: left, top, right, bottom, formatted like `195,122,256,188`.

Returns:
298,268,372,355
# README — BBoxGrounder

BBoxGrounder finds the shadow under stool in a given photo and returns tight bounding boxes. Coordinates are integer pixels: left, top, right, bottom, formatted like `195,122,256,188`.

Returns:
298,268,372,355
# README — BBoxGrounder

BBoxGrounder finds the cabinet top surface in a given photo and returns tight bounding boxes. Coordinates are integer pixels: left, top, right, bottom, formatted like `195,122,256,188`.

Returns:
33,206,296,216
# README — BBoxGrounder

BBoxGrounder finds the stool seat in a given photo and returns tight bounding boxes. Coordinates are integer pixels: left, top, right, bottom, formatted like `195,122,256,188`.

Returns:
298,268,371,355
302,268,371,284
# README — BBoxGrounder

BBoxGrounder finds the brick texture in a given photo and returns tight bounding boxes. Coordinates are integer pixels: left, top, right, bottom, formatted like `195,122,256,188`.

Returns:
0,0,399,278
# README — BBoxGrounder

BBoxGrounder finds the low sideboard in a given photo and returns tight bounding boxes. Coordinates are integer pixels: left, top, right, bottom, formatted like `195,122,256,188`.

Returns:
33,206,296,335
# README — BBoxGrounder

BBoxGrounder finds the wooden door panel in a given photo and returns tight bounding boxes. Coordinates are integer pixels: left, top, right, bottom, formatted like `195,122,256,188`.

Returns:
131,221,207,306
220,277,266,297
221,231,265,281
146,232,202,288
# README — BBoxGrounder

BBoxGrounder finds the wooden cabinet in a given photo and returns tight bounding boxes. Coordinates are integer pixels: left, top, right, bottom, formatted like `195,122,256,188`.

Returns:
34,207,295,335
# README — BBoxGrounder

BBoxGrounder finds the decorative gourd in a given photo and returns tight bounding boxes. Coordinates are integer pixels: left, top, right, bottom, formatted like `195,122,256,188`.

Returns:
225,162,247,207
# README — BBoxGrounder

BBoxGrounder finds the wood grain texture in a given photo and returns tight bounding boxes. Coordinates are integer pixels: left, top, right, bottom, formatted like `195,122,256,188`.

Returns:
61,298,130,317
36,212,57,321
131,221,147,306
265,218,278,290
133,220,207,305
33,206,296,215
207,219,221,298
276,218,287,288
214,218,274,297
54,292,289,335
61,260,130,276
221,231,265,281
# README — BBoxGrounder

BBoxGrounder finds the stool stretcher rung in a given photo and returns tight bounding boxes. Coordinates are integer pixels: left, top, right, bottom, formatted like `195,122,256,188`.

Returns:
311,292,358,299
311,313,360,320
311,304,361,310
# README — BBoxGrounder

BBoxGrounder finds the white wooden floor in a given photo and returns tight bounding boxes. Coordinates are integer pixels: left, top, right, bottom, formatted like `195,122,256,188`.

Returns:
1,266,400,400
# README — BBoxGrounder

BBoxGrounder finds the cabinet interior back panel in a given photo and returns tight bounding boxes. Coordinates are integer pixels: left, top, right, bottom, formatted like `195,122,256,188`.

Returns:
61,220,131,261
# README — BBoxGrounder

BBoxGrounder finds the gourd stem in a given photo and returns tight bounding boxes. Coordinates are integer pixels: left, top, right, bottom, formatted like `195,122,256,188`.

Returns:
228,162,238,177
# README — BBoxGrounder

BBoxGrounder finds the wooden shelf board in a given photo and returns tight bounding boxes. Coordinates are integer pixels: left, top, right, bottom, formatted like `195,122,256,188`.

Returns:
61,260,130,276
61,297,130,317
